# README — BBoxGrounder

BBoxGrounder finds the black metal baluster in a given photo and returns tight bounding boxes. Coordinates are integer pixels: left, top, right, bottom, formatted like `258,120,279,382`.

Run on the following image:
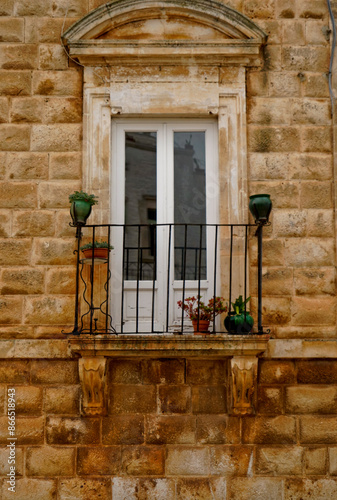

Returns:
166,224,172,333
121,225,126,334
151,225,156,333
257,224,263,333
244,225,248,318
89,226,96,334
136,225,141,333
180,224,188,334
105,225,111,334
229,225,233,318
213,225,218,333
197,224,203,331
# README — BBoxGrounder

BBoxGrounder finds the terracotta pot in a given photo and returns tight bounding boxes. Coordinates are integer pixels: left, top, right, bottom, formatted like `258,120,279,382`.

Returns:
82,248,109,260
192,319,210,334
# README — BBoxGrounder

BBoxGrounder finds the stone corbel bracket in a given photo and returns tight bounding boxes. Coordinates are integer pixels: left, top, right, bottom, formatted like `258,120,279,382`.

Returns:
70,334,269,417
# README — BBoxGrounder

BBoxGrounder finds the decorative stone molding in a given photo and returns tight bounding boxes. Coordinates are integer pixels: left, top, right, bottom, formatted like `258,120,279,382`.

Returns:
62,0,267,67
78,356,108,416
70,334,269,416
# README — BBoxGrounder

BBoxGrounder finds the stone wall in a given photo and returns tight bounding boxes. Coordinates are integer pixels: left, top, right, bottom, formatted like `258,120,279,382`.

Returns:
0,0,337,498
1,355,337,498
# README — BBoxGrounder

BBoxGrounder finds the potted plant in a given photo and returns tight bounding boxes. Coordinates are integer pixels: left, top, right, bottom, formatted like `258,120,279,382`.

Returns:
80,241,113,260
224,295,254,334
177,295,227,334
69,190,98,226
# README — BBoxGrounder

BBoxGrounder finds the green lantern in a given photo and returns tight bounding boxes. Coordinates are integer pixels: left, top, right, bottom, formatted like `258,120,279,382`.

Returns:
69,190,98,226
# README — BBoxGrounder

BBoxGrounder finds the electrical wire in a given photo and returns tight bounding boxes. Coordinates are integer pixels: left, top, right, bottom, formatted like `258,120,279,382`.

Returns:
327,0,336,116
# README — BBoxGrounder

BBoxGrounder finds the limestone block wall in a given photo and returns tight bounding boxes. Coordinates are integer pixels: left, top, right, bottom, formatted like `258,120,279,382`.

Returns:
0,0,335,338
0,355,337,498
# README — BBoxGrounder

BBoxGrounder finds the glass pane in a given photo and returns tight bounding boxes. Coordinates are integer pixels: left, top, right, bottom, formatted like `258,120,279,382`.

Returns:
124,132,157,280
174,132,206,280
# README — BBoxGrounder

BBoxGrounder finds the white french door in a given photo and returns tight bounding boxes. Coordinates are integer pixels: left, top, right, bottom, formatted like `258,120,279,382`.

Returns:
111,118,219,333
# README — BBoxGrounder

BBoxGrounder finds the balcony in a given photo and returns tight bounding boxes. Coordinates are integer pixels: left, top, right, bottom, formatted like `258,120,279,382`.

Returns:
66,222,268,336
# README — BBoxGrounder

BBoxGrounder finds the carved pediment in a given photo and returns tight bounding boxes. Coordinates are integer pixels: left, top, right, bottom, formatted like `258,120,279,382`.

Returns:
62,0,267,66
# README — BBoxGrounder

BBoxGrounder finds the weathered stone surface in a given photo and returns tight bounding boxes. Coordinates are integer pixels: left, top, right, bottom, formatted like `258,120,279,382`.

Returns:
0,182,37,210
228,478,283,500
146,416,195,445
291,297,336,326
273,210,306,237
176,478,214,500
196,416,240,445
294,268,335,295
14,386,42,415
298,361,337,384
109,359,142,384
0,360,29,383
0,296,23,324
210,445,253,475
300,182,332,208
256,446,303,475
192,386,226,414
6,152,48,179
259,360,296,384
0,18,23,43
44,386,80,415
0,209,15,236
102,415,144,445
0,70,31,96
46,417,100,445
300,417,337,443
39,44,68,70
289,154,332,180
46,267,76,294
31,124,82,152
25,18,73,44
32,238,76,265
112,477,175,500
0,44,38,70
166,446,210,475
26,446,75,476
3,417,44,445
1,268,44,295
77,446,121,475
159,385,191,413
247,71,269,97
58,478,111,500
44,97,82,123
298,0,328,19
304,74,329,97
10,97,43,123
275,0,295,18
242,416,297,444
248,98,291,125
306,210,334,237
49,152,81,179
39,181,81,208
109,385,157,414
269,71,301,97
122,446,165,475
32,70,82,96
254,267,293,297
283,20,305,45
285,238,334,267
15,0,87,17
24,296,73,325
31,360,78,384
248,126,301,153
257,387,283,414
284,479,337,500
143,358,185,384
186,360,226,385
305,447,327,475
283,47,329,72
0,446,23,476
0,124,30,151
302,127,332,153
259,297,291,325
243,0,275,19
249,181,300,208
13,211,55,237
0,97,9,123
1,478,56,500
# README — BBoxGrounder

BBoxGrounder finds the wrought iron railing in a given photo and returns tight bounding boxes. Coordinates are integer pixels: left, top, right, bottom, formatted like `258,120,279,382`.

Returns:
65,223,268,335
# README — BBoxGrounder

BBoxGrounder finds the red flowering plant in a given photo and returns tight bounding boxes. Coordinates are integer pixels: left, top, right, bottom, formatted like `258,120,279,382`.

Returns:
177,295,227,322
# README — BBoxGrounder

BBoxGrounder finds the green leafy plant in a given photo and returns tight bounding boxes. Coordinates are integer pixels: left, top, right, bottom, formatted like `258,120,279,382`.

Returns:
69,190,98,206
177,295,227,322
231,295,251,315
80,241,113,251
